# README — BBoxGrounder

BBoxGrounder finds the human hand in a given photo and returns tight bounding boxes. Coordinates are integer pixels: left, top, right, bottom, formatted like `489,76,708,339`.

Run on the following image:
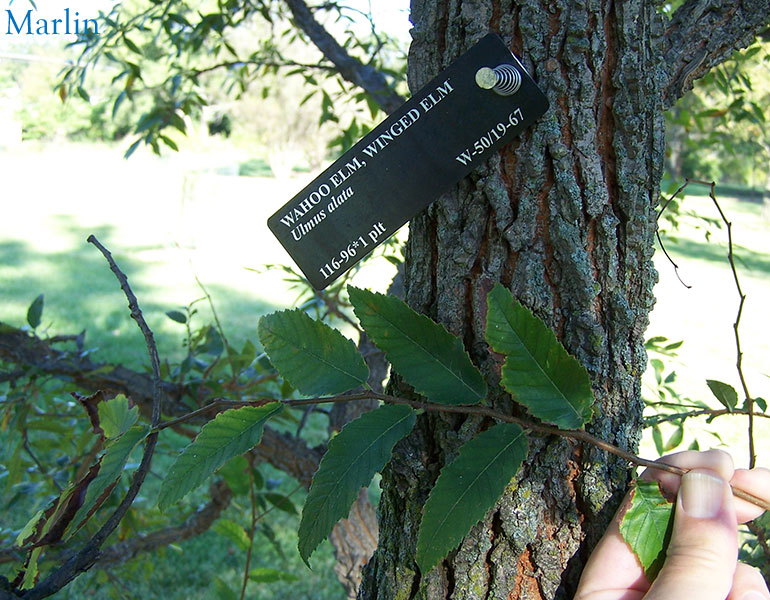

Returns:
574,450,770,600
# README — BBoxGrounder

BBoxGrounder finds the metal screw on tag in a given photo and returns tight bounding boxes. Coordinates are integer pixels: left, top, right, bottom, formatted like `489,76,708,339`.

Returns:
475,65,522,96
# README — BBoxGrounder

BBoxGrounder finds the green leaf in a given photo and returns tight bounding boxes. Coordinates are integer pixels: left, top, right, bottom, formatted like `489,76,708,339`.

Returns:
663,424,684,452
158,403,282,511
652,425,665,455
27,294,44,329
348,287,486,405
248,568,299,583
619,480,675,580
20,548,42,590
258,309,368,396
263,492,297,515
76,86,90,102
212,519,251,552
124,138,141,159
15,508,46,546
298,404,416,565
97,394,139,439
755,397,767,413
123,36,143,55
217,456,251,496
166,310,187,324
416,423,528,573
71,426,148,532
707,380,738,412
485,284,594,429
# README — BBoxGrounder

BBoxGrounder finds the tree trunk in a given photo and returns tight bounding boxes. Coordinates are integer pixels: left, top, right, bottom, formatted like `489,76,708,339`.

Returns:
360,1,664,598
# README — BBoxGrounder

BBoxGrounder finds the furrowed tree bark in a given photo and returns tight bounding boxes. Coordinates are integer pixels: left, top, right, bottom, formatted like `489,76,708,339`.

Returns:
661,0,770,108
359,1,768,599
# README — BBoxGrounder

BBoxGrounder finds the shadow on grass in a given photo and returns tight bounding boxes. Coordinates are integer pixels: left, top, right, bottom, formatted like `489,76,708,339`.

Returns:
665,237,770,276
0,220,282,368
0,233,340,600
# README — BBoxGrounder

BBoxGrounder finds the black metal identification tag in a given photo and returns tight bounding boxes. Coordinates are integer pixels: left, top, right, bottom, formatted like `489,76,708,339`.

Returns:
267,33,549,290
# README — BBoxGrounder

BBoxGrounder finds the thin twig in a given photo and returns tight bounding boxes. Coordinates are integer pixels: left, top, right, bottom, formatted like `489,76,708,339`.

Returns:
86,236,162,427
656,180,693,287
18,237,165,600
191,59,337,77
655,229,692,288
153,390,770,512
22,429,63,492
656,181,689,221
192,272,235,376
154,400,227,431
657,179,760,469
701,181,757,469
337,393,770,511
239,469,258,600
646,407,770,426
748,521,770,557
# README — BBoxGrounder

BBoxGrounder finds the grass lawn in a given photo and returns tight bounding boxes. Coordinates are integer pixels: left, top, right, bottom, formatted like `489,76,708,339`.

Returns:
642,183,770,466
1,144,768,597
0,142,397,365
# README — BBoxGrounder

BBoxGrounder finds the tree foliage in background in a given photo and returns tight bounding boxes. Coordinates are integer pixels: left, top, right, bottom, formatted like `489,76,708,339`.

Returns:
57,0,407,158
666,35,770,190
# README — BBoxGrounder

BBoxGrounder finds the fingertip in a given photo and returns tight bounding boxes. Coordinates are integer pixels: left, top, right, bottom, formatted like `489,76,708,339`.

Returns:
641,450,735,499
727,563,770,600
731,468,770,523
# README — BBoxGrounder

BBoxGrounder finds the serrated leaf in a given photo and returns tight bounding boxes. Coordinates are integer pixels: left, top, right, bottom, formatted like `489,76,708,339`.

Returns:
707,380,738,412
27,294,44,329
416,423,528,573
619,480,675,580
20,548,41,590
258,310,368,396
212,519,251,552
97,394,139,439
248,568,299,583
17,447,118,548
158,403,282,511
298,404,416,565
485,284,594,428
348,287,486,405
70,426,147,533
16,508,45,546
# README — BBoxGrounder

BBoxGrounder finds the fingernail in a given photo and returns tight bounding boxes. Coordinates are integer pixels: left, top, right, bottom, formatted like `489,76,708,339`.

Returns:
679,471,725,518
741,591,768,600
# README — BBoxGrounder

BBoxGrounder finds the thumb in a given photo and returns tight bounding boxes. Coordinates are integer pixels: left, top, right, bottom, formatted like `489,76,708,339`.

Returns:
645,469,737,600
